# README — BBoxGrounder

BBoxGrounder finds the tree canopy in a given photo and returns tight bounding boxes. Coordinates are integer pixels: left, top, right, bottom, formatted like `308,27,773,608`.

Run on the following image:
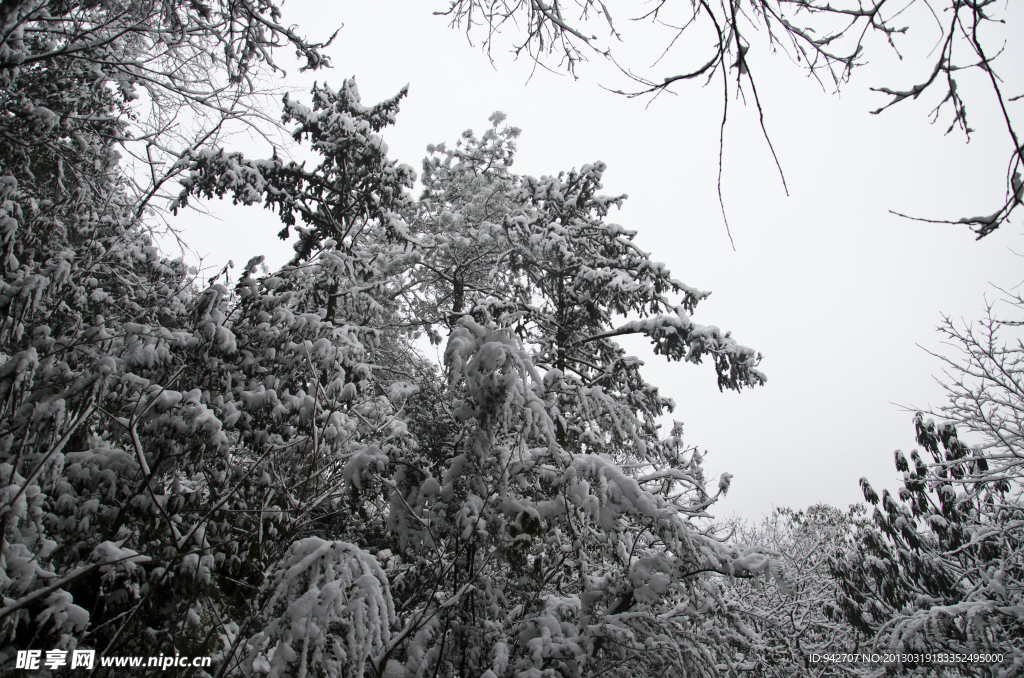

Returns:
0,10,776,668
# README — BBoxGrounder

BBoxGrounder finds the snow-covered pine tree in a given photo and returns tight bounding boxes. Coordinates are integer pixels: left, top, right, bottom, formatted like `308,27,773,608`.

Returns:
167,79,427,676
373,115,771,677
170,102,773,676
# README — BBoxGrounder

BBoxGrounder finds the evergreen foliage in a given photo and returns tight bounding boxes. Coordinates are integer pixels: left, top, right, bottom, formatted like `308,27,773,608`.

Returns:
0,20,774,669
834,414,1023,676
831,298,1024,675
5,3,1020,677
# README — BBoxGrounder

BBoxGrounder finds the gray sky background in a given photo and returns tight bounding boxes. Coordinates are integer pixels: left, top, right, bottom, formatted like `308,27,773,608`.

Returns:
167,0,1023,521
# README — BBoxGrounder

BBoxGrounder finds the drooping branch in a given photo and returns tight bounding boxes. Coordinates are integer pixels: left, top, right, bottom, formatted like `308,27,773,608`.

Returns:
441,0,1022,240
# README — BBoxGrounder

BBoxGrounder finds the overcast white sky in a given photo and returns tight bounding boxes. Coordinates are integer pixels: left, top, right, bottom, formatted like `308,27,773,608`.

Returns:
169,0,1023,521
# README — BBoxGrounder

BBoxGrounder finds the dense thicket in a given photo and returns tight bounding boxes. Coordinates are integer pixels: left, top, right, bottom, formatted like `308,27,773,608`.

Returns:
3,2,1021,677
0,4,778,671
725,505,881,677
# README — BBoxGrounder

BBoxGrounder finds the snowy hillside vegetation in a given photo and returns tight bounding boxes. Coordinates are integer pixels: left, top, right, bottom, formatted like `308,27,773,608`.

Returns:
2,2,1021,677
0,9,773,669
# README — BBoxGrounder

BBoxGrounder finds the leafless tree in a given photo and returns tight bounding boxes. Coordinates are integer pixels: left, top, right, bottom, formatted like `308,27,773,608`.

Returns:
923,289,1024,485
729,505,882,677
439,0,1022,245
0,0,334,219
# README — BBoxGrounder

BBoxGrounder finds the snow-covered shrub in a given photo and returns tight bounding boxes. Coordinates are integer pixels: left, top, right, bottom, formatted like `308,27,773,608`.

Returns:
835,413,1024,675
725,505,882,677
